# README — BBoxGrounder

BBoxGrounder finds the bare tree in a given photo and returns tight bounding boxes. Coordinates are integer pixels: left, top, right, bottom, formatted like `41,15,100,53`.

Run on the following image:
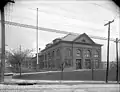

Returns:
8,47,33,76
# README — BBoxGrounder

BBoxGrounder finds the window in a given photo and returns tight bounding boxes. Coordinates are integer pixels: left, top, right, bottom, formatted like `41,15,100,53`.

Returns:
76,49,81,56
48,62,50,68
52,51,55,57
56,49,60,56
45,54,47,60
85,50,91,57
43,55,45,60
48,52,50,59
56,59,60,68
94,50,99,57
44,62,47,68
66,48,71,56
85,59,91,69
51,62,55,68
40,55,44,61
64,59,72,67
82,39,86,42
94,59,99,69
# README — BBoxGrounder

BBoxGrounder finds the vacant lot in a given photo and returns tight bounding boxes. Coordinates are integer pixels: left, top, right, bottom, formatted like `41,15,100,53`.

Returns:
13,68,119,81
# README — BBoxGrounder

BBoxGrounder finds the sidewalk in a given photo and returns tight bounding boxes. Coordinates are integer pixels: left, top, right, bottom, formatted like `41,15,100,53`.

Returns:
0,83,119,92
1,78,119,92
3,78,119,85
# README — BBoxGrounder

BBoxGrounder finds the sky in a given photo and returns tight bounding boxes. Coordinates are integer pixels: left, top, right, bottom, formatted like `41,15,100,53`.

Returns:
0,0,120,61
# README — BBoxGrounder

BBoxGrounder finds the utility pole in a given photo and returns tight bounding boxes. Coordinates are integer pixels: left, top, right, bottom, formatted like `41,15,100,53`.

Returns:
36,8,39,70
91,59,94,80
19,45,22,76
104,20,114,83
60,62,64,83
0,5,5,83
0,0,15,83
115,38,119,83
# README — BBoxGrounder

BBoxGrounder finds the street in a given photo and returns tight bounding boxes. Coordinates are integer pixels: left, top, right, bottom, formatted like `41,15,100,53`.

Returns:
0,84,119,92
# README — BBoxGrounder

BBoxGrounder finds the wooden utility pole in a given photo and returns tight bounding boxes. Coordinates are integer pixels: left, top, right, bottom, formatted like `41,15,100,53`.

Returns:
60,62,64,83
104,20,114,83
0,0,15,83
36,8,39,70
115,38,119,83
19,45,22,77
0,6,5,83
91,59,94,80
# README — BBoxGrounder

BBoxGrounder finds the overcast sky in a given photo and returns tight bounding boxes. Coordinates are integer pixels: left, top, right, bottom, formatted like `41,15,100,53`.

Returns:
0,0,120,61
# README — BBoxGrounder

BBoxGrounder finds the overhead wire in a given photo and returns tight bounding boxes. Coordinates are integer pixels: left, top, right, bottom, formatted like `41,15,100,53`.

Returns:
0,20,119,42
90,2,120,14
6,7,107,36
2,2,120,42
91,2,120,40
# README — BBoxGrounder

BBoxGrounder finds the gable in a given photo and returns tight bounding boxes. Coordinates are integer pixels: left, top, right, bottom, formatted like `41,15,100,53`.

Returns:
61,34,78,41
73,33,95,44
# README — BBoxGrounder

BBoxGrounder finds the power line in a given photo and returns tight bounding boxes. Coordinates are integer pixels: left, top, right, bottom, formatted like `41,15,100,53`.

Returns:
90,2,120,14
0,20,119,42
28,7,80,21
5,6,119,37
0,20,76,34
27,7,120,37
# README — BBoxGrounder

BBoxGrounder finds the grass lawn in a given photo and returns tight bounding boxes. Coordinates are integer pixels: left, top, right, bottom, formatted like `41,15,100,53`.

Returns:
13,67,119,81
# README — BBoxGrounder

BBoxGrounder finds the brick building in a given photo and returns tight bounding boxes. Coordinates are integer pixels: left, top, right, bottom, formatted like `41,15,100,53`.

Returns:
38,33,102,70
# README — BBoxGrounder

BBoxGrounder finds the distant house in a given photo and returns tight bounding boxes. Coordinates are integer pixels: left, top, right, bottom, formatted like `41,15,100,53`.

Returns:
11,57,37,71
38,33,102,70
22,57,37,69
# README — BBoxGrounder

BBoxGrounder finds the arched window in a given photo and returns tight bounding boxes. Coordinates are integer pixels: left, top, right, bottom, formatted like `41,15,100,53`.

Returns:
94,50,99,57
56,49,60,56
76,49,81,56
66,48,71,56
85,50,91,57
